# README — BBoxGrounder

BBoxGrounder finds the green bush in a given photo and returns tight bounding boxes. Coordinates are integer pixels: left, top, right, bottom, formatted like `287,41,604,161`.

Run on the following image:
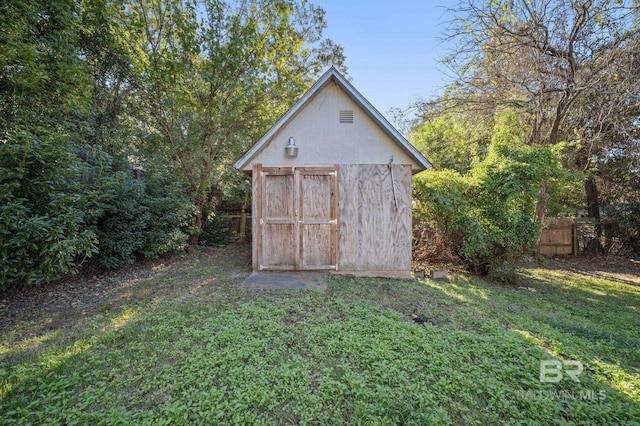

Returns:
84,157,193,270
89,171,150,269
199,210,230,246
0,137,193,286
414,139,563,277
141,169,195,257
0,133,97,288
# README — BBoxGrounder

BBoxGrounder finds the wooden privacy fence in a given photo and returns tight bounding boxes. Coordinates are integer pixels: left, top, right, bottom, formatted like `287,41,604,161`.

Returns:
218,208,251,242
538,218,575,255
538,217,620,256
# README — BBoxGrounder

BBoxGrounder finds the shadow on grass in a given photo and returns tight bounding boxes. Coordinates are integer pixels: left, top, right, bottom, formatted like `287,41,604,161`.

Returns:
0,247,252,392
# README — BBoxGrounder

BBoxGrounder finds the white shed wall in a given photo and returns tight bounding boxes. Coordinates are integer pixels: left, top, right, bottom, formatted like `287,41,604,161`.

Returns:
241,82,417,170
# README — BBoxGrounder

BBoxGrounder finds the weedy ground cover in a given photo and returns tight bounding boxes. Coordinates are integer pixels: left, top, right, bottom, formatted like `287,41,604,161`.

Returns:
1,247,638,424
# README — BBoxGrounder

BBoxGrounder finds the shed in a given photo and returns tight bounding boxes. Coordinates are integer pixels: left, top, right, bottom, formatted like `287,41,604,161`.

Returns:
234,67,431,278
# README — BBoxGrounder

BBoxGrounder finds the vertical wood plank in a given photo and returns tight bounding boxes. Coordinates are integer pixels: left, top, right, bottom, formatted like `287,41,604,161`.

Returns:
337,163,412,273
338,164,359,270
252,164,262,271
356,164,388,270
333,164,339,269
393,164,413,271
261,170,296,269
294,167,300,269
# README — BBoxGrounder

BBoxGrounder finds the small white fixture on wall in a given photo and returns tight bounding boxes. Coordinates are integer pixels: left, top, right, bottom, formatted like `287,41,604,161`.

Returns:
285,136,298,158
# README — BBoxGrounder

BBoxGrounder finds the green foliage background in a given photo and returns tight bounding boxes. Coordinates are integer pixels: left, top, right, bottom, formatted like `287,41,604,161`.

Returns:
413,109,565,276
0,0,344,288
410,0,640,267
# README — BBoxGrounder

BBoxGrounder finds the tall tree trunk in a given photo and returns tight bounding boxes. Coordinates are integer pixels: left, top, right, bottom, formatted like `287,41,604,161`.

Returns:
585,176,602,238
576,137,603,244
188,193,207,246
189,211,203,246
535,181,549,223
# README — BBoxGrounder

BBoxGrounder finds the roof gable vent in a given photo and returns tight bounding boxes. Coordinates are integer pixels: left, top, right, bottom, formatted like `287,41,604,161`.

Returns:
339,110,354,124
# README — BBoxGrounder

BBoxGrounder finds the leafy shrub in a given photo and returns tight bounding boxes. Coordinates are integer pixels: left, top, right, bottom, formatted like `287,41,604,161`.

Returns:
0,133,97,288
141,169,195,257
84,157,192,270
89,171,150,269
414,139,563,276
199,210,230,246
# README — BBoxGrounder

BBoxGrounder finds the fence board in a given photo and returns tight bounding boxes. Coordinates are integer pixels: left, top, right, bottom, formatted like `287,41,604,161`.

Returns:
539,218,574,255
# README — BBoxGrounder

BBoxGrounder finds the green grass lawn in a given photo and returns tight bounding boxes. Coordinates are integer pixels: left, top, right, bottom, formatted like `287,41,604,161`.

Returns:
1,247,638,425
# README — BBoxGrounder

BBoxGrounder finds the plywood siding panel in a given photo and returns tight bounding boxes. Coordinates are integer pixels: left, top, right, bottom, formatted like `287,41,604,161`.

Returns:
357,164,389,270
392,164,413,271
338,164,412,273
338,164,359,270
252,165,260,271
301,224,332,267
301,175,332,220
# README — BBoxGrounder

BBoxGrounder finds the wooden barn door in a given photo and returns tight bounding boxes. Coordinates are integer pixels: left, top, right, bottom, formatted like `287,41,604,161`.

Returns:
298,168,337,270
260,168,296,270
257,166,337,271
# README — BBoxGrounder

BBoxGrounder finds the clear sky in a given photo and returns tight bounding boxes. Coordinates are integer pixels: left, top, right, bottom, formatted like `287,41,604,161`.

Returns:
312,0,456,118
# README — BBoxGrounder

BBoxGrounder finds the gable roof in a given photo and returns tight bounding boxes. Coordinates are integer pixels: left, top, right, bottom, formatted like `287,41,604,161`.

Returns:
233,67,432,172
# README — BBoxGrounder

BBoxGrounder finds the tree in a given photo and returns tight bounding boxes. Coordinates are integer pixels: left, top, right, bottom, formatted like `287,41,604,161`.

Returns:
440,0,640,224
413,115,564,276
0,0,98,286
115,0,345,245
410,87,494,174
